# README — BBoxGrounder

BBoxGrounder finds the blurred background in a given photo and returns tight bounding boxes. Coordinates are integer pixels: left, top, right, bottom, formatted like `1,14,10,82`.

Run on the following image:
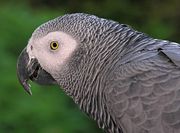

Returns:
0,0,179,133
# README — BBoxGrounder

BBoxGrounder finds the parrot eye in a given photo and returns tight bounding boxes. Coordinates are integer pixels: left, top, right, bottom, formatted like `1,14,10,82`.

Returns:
50,41,59,50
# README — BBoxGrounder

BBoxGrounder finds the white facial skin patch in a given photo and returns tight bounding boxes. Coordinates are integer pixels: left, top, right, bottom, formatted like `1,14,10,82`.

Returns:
26,31,78,75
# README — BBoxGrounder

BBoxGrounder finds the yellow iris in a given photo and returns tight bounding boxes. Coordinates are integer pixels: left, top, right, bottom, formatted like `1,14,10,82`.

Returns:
50,41,59,50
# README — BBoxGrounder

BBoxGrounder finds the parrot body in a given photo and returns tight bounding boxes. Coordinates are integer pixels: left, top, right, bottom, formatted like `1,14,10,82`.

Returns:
17,13,180,133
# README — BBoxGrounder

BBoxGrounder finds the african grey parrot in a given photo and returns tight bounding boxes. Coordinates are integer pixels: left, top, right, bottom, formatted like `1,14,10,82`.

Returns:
17,13,180,133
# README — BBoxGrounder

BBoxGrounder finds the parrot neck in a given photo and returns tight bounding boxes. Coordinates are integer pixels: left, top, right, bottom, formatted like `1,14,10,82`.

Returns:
54,23,150,133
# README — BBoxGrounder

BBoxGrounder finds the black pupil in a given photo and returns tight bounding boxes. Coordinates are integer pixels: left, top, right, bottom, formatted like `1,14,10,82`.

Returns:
53,43,57,48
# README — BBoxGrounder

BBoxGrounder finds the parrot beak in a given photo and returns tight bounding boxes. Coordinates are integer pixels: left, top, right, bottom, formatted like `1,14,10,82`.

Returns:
17,48,57,95
17,48,33,95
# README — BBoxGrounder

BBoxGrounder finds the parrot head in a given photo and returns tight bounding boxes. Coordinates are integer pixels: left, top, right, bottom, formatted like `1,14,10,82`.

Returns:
17,15,80,95
16,13,120,95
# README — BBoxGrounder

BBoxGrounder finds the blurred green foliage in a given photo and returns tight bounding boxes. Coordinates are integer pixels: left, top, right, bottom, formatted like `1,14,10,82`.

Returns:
0,0,179,133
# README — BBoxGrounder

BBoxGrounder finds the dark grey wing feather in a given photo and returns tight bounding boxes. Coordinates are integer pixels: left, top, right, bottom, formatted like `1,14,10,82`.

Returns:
161,44,180,66
105,41,180,133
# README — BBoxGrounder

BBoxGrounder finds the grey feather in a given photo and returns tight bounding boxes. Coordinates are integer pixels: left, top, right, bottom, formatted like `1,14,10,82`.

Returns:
161,44,180,67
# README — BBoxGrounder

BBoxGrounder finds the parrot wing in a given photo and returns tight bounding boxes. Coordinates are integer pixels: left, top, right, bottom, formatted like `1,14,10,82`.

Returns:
105,41,180,133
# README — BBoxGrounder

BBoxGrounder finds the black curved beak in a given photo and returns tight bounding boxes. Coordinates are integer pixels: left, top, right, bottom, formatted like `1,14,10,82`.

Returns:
17,48,33,95
17,48,56,95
